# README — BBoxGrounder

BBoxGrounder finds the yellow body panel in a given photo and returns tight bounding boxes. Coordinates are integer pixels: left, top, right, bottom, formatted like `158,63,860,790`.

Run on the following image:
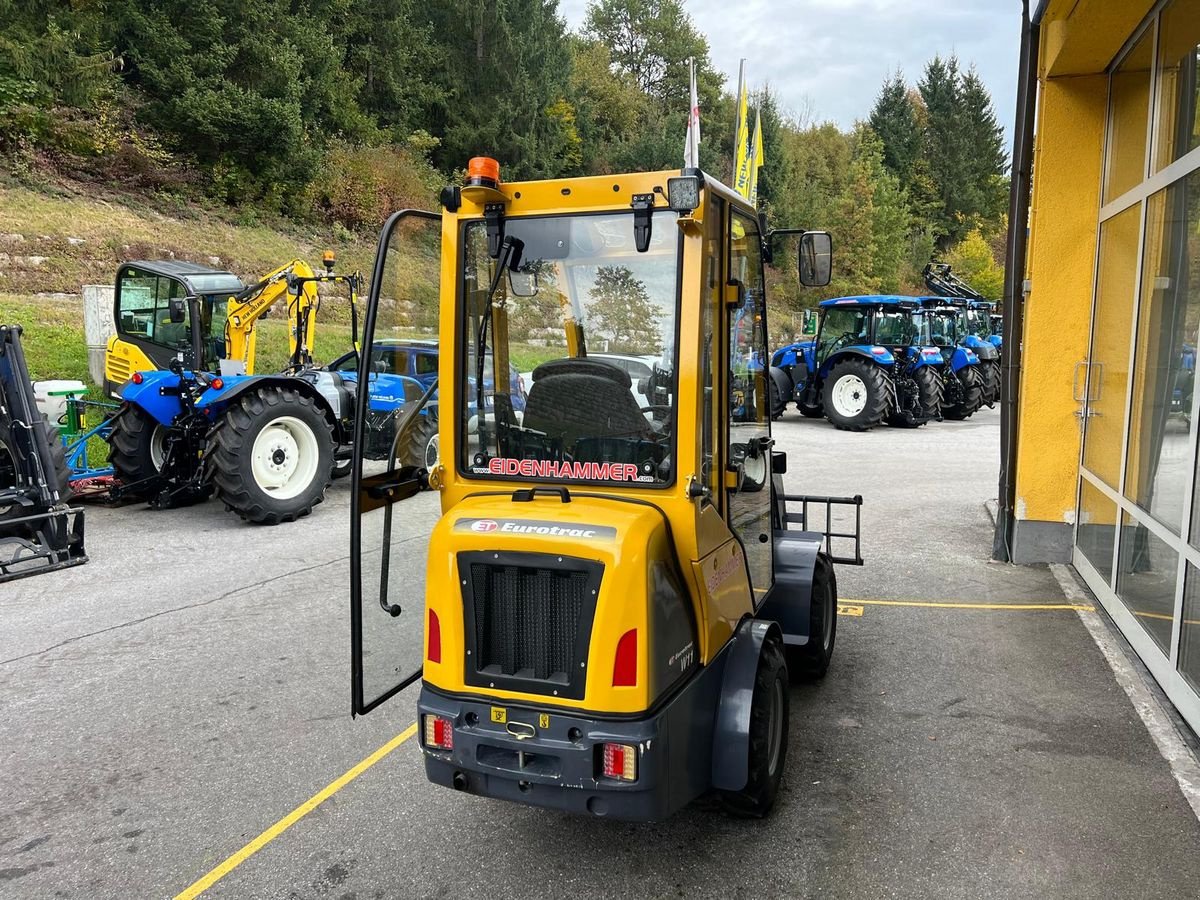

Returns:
104,334,156,389
423,494,682,714
420,168,764,713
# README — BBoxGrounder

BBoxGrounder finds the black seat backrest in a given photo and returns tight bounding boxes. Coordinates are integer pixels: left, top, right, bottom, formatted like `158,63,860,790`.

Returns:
523,358,648,452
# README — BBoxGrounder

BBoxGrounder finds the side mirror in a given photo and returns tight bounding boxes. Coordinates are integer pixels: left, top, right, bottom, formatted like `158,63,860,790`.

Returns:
798,231,832,287
168,296,188,324
508,268,539,298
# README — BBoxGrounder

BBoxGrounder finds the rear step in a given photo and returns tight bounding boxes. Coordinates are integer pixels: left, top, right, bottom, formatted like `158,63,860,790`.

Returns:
782,493,863,566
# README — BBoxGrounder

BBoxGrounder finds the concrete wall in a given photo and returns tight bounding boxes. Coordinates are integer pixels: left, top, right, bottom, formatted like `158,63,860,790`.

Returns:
82,284,114,387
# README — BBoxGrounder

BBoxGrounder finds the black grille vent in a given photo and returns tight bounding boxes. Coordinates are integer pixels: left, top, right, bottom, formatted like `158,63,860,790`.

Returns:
460,552,602,700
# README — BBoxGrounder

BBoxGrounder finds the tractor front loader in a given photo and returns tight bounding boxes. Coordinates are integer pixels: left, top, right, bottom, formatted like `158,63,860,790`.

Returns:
348,159,865,822
0,325,86,582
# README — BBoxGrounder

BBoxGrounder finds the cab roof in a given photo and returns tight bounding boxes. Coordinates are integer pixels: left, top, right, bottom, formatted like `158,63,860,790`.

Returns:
819,295,920,309
121,260,245,296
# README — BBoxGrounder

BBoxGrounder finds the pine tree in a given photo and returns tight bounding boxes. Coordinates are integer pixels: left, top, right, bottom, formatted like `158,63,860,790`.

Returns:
587,266,661,354
959,66,1009,223
868,70,920,182
918,54,967,246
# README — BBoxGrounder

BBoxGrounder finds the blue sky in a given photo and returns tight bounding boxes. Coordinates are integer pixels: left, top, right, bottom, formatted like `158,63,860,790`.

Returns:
558,0,1022,148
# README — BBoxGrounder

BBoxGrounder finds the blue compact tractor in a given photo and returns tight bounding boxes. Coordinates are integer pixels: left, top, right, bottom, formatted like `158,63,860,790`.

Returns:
771,296,946,431
923,263,1001,406
104,262,430,524
914,298,985,419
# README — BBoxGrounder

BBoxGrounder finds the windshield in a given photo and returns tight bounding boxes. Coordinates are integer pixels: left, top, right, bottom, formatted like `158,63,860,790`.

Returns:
460,211,680,485
874,311,918,346
928,310,959,346
965,308,992,339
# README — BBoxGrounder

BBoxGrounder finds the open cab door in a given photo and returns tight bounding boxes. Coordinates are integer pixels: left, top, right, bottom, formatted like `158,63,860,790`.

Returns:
351,209,442,716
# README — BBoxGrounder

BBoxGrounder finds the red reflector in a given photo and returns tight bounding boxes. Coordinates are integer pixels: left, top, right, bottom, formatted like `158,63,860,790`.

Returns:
424,714,453,750
427,609,441,663
601,742,637,781
210,377,224,390
612,628,637,687
871,347,886,354
131,372,143,384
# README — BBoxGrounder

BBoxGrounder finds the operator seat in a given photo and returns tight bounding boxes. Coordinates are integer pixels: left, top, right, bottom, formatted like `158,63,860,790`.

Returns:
522,357,650,455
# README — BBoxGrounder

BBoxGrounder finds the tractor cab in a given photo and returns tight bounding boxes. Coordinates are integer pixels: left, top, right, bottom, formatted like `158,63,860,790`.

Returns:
348,159,862,821
105,261,246,396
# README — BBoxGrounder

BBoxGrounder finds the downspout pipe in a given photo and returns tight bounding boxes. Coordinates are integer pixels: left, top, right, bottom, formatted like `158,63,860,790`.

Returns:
993,0,1043,562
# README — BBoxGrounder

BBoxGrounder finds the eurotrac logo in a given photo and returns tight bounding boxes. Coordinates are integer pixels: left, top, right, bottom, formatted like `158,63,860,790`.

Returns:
453,518,617,540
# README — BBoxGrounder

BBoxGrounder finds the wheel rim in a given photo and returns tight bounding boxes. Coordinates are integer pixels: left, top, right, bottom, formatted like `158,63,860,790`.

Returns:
767,676,784,775
423,430,439,469
250,415,320,500
149,424,168,471
831,373,868,417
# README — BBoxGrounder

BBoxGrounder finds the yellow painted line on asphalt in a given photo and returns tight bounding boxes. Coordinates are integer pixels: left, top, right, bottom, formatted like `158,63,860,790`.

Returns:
174,722,418,900
837,604,864,617
843,598,1095,612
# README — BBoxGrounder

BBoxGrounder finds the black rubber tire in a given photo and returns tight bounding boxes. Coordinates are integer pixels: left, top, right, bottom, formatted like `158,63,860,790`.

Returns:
787,554,838,680
769,378,785,420
798,396,824,418
207,386,334,525
0,415,72,522
942,365,984,420
331,457,353,479
980,359,1000,407
887,365,943,428
106,404,168,498
720,637,789,818
821,358,890,431
401,413,439,470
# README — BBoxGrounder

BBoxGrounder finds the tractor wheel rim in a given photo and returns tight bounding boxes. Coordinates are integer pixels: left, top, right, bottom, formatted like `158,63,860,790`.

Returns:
149,424,168,472
250,415,319,500
424,431,439,469
767,676,784,775
831,374,868,417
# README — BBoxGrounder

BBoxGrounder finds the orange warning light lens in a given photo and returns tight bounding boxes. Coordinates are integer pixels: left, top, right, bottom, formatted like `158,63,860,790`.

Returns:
466,156,501,186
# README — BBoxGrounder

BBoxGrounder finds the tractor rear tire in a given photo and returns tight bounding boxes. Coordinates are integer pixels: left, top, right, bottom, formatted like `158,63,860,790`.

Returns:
821,358,889,431
981,359,1001,407
887,365,943,428
787,554,837,680
942,366,984,421
208,386,334,525
106,405,169,499
0,415,72,523
769,378,786,420
720,636,789,818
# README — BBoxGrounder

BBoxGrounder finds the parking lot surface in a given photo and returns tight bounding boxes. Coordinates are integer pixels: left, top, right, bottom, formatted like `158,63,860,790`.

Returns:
4,406,1200,899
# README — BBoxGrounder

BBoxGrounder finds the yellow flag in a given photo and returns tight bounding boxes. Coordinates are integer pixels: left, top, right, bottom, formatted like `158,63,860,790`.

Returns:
733,60,752,199
748,109,764,205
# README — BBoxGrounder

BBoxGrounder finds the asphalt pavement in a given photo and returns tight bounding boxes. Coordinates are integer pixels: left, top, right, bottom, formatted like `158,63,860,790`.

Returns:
3,404,1199,899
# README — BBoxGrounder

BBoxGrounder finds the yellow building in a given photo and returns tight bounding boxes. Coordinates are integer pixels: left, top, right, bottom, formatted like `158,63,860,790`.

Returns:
999,0,1200,727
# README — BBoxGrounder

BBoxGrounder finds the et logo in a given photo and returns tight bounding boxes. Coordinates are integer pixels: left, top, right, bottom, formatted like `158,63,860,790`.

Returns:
471,519,499,533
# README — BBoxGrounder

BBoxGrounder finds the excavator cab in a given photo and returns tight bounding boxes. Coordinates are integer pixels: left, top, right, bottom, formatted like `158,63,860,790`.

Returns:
350,161,857,821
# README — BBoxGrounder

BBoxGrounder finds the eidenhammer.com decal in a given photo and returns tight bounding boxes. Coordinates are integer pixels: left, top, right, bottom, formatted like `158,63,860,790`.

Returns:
454,518,618,540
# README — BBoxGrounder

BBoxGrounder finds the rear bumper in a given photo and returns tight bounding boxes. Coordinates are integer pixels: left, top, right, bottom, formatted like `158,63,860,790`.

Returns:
417,665,723,821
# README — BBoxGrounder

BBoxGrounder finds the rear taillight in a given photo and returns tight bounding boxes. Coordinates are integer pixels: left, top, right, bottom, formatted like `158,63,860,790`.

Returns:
427,609,441,663
131,372,143,385
423,714,453,750
601,743,637,781
612,629,637,686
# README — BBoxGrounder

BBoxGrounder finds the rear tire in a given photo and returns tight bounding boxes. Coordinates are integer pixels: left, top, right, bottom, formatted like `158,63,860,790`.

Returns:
106,405,169,498
769,378,785,420
981,359,1000,407
821,358,889,431
787,554,837,680
720,637,789,818
401,413,439,469
208,386,334,524
942,365,984,420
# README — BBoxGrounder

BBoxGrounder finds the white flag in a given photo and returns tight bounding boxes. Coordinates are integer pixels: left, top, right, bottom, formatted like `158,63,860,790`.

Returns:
684,57,700,169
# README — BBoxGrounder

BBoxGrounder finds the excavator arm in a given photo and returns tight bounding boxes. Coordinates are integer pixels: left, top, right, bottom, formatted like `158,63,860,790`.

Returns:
223,259,320,373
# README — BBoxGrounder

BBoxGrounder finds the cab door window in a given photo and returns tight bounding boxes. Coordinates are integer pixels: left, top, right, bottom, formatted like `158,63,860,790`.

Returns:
117,270,190,350
727,211,773,599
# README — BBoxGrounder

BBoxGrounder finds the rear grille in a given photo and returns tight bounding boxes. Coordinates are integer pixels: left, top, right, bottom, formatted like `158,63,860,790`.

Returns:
107,355,131,383
460,552,602,700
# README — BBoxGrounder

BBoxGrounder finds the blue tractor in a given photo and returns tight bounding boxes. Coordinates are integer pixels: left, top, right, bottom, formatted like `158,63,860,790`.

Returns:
914,297,986,419
771,296,946,431
104,262,428,524
923,263,1001,407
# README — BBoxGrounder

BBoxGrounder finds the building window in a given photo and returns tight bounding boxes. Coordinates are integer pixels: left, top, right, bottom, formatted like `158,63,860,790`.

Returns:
1153,0,1200,172
1116,510,1178,653
1105,27,1154,204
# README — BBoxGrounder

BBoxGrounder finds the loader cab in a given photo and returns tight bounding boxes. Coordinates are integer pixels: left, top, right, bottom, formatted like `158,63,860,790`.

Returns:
349,162,843,821
107,261,244,395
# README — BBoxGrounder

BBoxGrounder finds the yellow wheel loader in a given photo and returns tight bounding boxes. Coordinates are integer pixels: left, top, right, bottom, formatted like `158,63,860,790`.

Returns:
350,158,862,820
